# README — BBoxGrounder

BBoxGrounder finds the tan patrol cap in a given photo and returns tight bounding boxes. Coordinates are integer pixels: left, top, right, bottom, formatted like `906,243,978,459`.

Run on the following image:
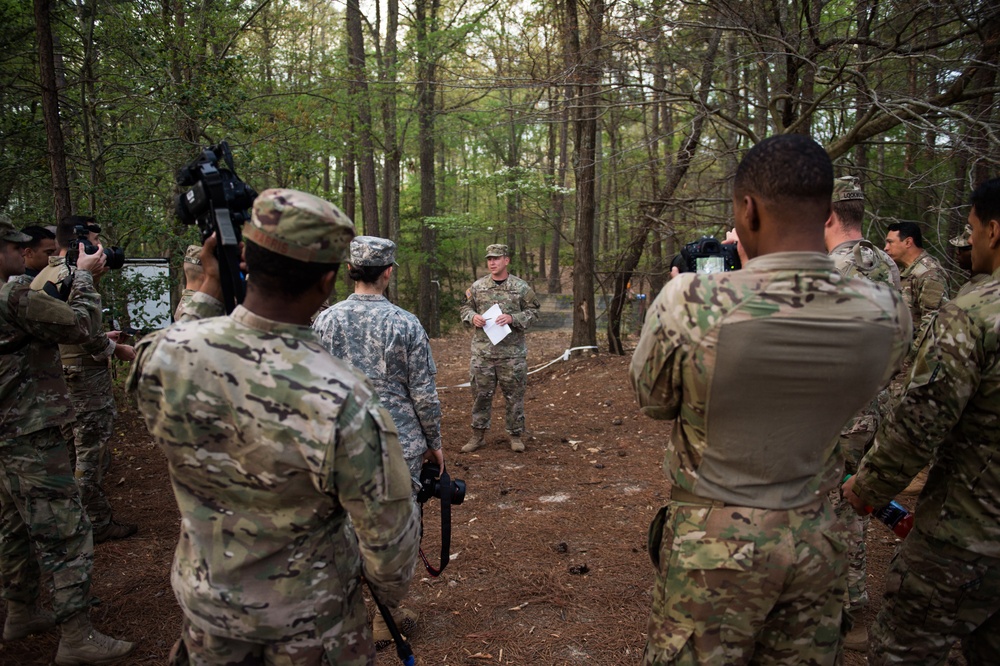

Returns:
949,224,972,249
243,188,355,263
832,176,864,203
0,215,30,243
485,243,509,258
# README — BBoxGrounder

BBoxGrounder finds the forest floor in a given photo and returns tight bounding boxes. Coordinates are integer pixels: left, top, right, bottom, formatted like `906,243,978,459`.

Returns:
0,329,939,665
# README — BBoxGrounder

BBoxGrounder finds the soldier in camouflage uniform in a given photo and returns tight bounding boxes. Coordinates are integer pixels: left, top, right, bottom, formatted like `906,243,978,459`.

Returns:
18,224,57,280
129,190,419,666
823,176,902,652
0,216,134,664
844,177,1000,666
884,220,949,352
630,135,910,666
31,216,137,544
173,244,204,320
459,244,540,453
312,235,443,645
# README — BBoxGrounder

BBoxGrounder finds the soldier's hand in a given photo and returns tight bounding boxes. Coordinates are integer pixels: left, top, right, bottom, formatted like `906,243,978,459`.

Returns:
107,330,121,342
494,313,513,326
472,314,486,328
198,233,224,301
77,243,107,275
113,343,137,362
424,447,445,473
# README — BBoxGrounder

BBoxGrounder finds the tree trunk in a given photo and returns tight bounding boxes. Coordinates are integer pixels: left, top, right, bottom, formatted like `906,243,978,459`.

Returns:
415,0,440,334
33,0,72,223
346,0,379,235
606,28,722,354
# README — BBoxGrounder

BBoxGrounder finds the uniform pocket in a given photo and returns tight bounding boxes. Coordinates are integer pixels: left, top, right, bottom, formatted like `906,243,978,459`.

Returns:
673,537,755,572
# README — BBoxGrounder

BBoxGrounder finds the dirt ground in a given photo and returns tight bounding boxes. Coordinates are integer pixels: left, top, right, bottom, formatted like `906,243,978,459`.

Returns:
0,329,931,665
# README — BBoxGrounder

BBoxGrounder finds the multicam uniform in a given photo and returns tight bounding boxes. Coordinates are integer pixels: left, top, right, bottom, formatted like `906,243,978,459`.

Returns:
313,293,442,484
829,238,901,620
898,250,948,352
0,269,107,622
460,274,539,436
853,268,1000,665
31,257,118,533
130,293,419,666
630,252,910,665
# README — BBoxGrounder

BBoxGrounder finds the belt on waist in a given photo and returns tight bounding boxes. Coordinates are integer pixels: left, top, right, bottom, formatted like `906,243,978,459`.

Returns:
62,358,108,368
669,486,731,507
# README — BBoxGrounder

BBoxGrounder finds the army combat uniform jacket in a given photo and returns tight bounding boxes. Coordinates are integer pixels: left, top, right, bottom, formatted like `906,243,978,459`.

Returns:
855,267,1000,557
460,274,539,359
0,269,108,438
129,293,419,645
899,250,949,349
313,293,442,469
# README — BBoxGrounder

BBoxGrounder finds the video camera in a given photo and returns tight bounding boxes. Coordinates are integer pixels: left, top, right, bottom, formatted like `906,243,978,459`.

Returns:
65,222,125,270
670,236,741,274
175,141,257,313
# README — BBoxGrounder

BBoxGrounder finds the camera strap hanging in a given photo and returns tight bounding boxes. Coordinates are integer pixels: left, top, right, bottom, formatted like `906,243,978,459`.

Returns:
419,468,453,577
363,580,415,666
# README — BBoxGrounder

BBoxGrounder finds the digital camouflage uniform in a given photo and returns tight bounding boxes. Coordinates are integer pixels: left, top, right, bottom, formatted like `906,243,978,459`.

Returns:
853,267,1000,666
313,236,442,486
828,191,903,624
0,265,108,622
129,189,419,666
630,252,910,666
460,246,540,437
31,257,118,532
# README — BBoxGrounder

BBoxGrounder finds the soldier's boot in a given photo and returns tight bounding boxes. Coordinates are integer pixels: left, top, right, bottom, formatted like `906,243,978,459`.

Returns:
372,607,419,651
904,465,929,495
843,622,868,652
509,435,525,453
54,612,134,665
93,520,138,544
3,601,57,640
461,429,487,453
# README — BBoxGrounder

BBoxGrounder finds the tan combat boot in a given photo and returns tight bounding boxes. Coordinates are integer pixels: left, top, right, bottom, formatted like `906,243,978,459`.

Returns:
843,622,868,651
3,601,56,640
461,428,486,453
55,611,135,665
372,607,419,650
509,435,525,453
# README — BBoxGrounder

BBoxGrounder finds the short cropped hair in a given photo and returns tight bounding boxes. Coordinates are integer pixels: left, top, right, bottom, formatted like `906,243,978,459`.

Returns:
887,221,924,248
970,178,1000,227
244,241,338,298
348,264,391,284
20,225,55,250
733,135,833,203
832,199,865,232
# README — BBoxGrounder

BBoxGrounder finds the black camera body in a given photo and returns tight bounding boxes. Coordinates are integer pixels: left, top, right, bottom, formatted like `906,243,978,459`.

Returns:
66,225,125,270
417,462,466,505
670,236,741,274
175,141,257,313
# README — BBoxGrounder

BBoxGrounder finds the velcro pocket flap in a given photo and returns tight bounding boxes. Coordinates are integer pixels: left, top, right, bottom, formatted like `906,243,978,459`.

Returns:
674,537,754,571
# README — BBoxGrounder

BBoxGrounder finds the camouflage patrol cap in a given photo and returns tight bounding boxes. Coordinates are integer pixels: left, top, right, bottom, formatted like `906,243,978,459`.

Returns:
243,188,355,263
0,215,31,243
350,236,398,267
485,244,509,258
949,224,973,248
832,176,864,203
183,244,203,265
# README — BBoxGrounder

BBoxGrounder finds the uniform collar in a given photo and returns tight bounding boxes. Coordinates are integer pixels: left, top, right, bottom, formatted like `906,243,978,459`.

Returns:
230,305,317,339
743,252,835,271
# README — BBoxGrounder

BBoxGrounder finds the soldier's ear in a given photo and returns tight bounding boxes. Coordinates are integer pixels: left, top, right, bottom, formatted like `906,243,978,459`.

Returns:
988,218,1000,250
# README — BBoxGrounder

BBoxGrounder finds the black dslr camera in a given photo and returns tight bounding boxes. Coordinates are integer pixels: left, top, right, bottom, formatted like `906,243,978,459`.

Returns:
417,462,466,505
670,236,741,274
65,221,125,270
175,141,257,313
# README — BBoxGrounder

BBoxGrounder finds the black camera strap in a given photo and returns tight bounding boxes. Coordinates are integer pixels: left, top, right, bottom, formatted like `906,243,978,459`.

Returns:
363,579,415,666
418,469,453,577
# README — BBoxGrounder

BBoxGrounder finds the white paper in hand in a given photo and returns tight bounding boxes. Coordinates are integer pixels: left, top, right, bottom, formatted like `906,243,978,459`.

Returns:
482,303,511,345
